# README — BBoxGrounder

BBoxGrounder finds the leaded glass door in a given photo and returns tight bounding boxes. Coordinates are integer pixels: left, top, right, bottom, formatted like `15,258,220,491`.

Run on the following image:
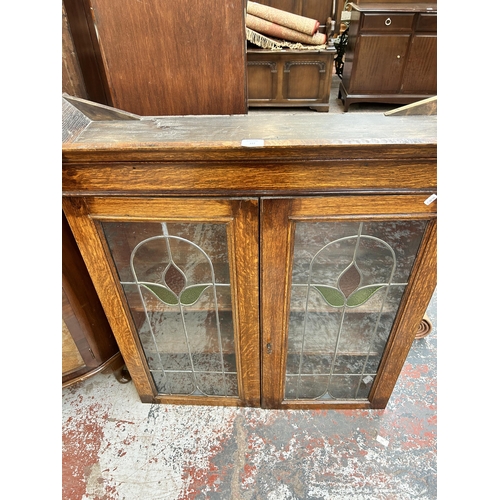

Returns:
62,197,261,406
260,195,437,409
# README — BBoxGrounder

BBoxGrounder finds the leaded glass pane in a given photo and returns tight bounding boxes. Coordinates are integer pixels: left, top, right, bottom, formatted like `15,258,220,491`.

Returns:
285,220,427,401
101,221,237,398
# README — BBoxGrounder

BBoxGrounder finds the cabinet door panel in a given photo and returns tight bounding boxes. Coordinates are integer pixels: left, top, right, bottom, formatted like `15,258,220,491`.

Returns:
247,59,279,100
351,34,411,93
63,197,260,406
401,35,437,94
283,61,327,100
74,0,247,115
261,195,437,409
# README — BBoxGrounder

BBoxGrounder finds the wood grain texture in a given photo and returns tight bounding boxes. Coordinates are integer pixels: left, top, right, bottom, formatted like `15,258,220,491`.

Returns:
401,35,437,93
261,195,436,409
63,110,437,146
246,49,335,110
350,3,437,12
62,99,437,409
63,160,436,197
61,98,437,165
81,0,247,115
228,199,261,407
291,194,437,217
63,196,262,407
63,0,111,105
62,2,88,99
83,197,236,220
339,3,436,111
260,198,294,408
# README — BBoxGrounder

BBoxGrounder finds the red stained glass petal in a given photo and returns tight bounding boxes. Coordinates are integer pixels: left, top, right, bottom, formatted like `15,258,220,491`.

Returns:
164,264,186,295
338,264,361,298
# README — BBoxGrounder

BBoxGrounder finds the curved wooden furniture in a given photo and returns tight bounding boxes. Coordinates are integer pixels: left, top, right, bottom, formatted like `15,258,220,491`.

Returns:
63,211,130,387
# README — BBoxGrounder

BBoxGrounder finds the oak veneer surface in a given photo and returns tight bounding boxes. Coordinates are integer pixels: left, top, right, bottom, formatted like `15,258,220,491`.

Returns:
64,113,436,146
62,96,436,196
62,99,436,151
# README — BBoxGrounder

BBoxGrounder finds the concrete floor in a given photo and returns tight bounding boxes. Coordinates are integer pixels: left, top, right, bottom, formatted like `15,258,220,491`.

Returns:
62,287,437,500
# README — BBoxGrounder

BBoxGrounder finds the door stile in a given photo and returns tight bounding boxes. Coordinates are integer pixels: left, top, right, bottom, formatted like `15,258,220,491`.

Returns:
260,198,295,408
369,218,437,408
227,199,261,407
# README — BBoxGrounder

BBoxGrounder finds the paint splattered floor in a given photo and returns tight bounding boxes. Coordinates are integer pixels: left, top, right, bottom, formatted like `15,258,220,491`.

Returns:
62,291,437,500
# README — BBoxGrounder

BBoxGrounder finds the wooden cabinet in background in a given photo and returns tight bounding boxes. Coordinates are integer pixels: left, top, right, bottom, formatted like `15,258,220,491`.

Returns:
63,0,248,116
62,95,437,410
247,50,335,111
339,3,437,111
246,0,336,112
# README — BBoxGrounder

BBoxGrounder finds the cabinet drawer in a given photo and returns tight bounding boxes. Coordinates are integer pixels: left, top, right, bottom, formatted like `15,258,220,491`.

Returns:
361,13,414,32
416,13,437,32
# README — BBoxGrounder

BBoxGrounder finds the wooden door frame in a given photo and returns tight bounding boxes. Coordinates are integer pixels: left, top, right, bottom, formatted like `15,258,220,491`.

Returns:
63,196,261,407
260,194,437,409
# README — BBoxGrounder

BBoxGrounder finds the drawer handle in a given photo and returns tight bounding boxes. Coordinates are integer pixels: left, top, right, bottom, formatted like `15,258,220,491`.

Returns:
385,17,392,26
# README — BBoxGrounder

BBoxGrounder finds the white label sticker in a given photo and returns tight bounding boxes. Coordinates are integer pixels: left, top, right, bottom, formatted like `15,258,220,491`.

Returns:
376,435,389,447
424,194,437,205
241,139,264,147
363,375,373,385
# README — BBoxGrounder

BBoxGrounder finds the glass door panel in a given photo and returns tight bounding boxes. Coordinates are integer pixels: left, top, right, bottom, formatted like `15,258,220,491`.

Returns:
260,195,437,409
63,196,260,406
101,220,238,397
285,219,427,401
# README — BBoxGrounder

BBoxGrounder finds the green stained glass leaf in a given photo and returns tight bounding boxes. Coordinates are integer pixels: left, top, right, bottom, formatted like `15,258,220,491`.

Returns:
346,285,384,307
180,285,210,306
142,283,178,305
313,286,345,307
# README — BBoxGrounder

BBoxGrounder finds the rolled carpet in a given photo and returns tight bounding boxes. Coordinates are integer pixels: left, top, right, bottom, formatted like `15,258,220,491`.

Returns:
246,13,327,45
247,1,320,36
246,27,327,50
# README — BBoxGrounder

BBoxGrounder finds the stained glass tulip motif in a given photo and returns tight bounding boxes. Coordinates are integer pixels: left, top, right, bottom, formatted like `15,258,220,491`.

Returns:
313,262,385,308
141,262,210,307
